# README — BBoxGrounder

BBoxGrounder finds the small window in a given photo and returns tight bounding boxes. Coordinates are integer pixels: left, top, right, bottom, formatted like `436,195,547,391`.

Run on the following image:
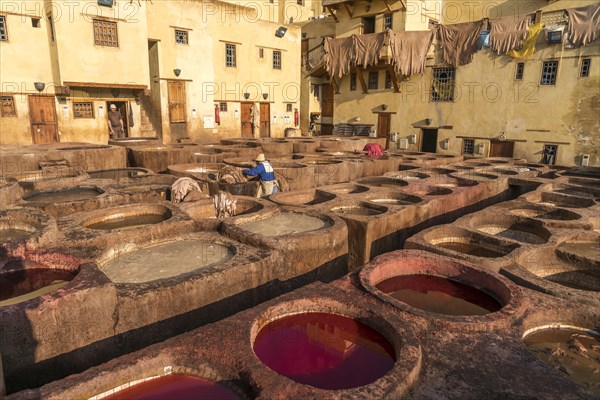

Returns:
385,70,392,89
384,14,393,30
225,44,236,67
515,63,525,80
73,102,94,119
368,71,378,89
350,73,357,91
175,30,188,45
219,102,227,112
32,18,41,28
541,61,558,85
259,48,264,58
431,67,455,102
1,96,17,117
286,103,293,112
273,50,281,70
547,30,562,44
462,139,475,155
93,19,118,47
0,15,8,41
47,14,55,42
362,17,375,34
580,58,591,78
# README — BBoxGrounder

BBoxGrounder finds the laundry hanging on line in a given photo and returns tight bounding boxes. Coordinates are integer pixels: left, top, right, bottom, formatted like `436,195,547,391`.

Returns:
507,23,545,59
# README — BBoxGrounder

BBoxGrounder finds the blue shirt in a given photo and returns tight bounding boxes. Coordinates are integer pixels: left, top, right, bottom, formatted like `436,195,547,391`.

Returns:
243,161,276,181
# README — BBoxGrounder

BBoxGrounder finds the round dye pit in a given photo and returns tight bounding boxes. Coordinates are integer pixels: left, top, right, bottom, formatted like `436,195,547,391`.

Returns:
471,216,551,244
321,184,369,195
407,185,453,196
509,205,581,221
368,194,422,206
23,187,104,205
424,168,454,175
387,171,430,180
253,312,396,390
376,275,502,316
239,212,330,236
184,198,263,219
15,170,79,183
425,228,519,259
0,219,36,241
530,192,595,209
270,189,335,206
524,327,600,394
88,168,151,179
100,240,234,283
0,268,77,307
103,375,240,400
454,172,498,181
331,203,387,216
553,184,600,200
357,177,408,188
82,205,172,231
432,178,478,188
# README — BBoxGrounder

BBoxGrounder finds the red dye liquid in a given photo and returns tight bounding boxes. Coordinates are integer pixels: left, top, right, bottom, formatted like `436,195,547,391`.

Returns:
377,275,502,316
253,312,396,390
104,375,239,400
0,269,75,302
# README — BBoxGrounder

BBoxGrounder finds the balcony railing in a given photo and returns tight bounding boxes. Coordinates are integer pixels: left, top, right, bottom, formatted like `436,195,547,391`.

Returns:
305,42,326,75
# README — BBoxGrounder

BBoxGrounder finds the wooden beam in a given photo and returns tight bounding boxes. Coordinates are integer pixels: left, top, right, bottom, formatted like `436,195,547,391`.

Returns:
63,82,148,90
326,6,338,22
399,0,407,11
343,3,353,18
331,76,340,94
356,69,368,94
388,65,400,93
382,0,392,12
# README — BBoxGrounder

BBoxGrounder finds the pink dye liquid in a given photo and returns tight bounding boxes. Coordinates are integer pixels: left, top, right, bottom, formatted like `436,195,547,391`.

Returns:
104,375,239,400
377,275,502,316
253,312,396,390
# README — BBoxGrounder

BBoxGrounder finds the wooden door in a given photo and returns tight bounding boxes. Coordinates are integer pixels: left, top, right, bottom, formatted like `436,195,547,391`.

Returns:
167,80,186,123
241,102,253,138
377,113,391,149
489,140,514,158
321,84,334,118
29,96,58,144
259,102,270,138
421,128,438,153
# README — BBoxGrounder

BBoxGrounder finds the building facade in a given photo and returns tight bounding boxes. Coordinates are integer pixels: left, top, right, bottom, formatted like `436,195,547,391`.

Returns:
303,0,600,166
0,0,306,146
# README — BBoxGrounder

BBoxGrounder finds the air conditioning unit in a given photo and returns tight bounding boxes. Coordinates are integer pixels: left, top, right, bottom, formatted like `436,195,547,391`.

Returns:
408,134,417,144
581,154,590,166
547,30,563,44
398,138,409,149
475,143,485,155
389,132,398,143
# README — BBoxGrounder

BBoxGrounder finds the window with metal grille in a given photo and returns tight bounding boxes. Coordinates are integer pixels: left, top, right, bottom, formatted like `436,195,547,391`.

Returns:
259,48,264,58
0,15,8,41
32,18,40,28
93,19,118,47
286,103,293,112
385,70,392,89
219,102,227,112
363,17,375,34
175,30,188,45
384,14,393,30
368,71,378,89
1,96,16,117
462,139,475,155
225,44,236,67
73,102,94,119
515,63,525,80
541,61,558,85
273,50,281,69
350,73,357,91
580,58,591,78
431,67,455,102
48,13,55,42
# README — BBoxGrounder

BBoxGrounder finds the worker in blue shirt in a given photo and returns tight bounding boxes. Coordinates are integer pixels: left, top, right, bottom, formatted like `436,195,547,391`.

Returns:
242,153,279,197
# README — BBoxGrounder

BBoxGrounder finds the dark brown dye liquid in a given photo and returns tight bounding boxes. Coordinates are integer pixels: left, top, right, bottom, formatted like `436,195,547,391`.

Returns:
88,169,147,179
0,269,75,306
376,275,502,316
253,312,396,390
438,242,505,258
104,375,239,400
86,214,167,230
25,188,101,205
524,328,600,394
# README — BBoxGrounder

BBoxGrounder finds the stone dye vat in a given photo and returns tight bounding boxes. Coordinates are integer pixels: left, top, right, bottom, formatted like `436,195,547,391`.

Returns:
22,186,104,206
102,375,240,400
525,191,596,209
359,250,521,326
253,312,396,390
237,212,330,237
179,197,274,231
319,183,370,195
468,214,552,245
99,239,234,284
356,176,409,188
331,202,388,216
269,188,336,207
524,326,600,395
385,171,430,181
366,193,423,207
80,203,173,231
508,202,584,226
403,184,453,197
87,168,153,180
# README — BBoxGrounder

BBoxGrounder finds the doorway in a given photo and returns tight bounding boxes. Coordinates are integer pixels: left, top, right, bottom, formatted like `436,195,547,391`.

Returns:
259,102,270,138
241,102,253,138
321,84,334,135
421,128,438,153
29,96,58,144
106,101,129,137
377,113,391,149
489,140,514,158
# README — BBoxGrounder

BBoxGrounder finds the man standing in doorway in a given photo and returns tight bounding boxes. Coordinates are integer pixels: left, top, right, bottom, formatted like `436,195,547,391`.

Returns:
108,104,125,138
